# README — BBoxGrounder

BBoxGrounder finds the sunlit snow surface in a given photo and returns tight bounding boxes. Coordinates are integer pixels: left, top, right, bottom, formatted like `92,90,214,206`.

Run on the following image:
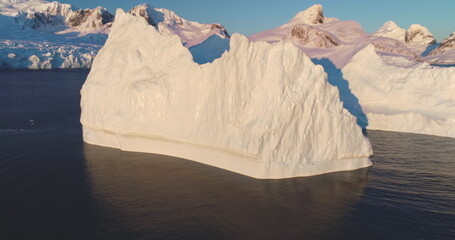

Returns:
80,10,372,179
0,0,229,68
0,0,108,68
249,4,455,138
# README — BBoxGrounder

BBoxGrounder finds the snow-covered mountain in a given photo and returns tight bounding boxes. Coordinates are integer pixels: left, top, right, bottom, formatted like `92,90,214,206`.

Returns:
373,21,407,42
371,21,435,56
127,4,230,63
249,4,336,43
0,0,113,68
0,1,231,68
1,0,112,32
81,9,373,179
285,24,340,48
405,24,436,46
426,33,455,65
128,4,229,48
249,4,422,68
430,33,455,55
373,21,436,47
249,4,455,138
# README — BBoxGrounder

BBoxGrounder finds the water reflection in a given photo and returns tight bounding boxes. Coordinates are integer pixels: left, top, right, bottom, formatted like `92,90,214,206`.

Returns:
84,144,370,240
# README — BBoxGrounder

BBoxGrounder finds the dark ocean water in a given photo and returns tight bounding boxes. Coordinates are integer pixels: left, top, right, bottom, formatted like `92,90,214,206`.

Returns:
0,70,454,240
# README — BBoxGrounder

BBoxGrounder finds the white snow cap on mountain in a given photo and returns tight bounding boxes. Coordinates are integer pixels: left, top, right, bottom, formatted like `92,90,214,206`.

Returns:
0,1,231,68
283,4,335,27
374,21,436,46
373,21,407,42
0,0,114,69
0,0,113,32
128,4,229,48
81,9,372,179
249,4,336,43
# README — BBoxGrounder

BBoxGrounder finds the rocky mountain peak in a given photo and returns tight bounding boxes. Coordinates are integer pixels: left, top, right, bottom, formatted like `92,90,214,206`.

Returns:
291,4,325,25
127,4,160,27
429,32,455,55
67,6,114,30
287,24,339,48
405,24,436,45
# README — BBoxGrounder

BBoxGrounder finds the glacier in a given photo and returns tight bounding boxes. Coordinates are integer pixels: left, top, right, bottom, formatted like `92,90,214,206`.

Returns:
80,9,372,179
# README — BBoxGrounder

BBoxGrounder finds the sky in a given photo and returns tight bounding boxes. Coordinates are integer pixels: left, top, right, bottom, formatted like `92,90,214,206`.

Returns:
61,0,454,42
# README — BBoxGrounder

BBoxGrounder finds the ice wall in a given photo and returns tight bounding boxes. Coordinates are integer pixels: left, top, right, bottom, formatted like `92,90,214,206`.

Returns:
81,9,372,179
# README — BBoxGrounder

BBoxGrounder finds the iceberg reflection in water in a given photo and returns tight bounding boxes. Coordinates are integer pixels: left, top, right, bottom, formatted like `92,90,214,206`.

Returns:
84,143,369,239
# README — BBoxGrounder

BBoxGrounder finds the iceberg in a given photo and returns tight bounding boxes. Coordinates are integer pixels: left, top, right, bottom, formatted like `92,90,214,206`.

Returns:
80,9,372,179
342,45,455,138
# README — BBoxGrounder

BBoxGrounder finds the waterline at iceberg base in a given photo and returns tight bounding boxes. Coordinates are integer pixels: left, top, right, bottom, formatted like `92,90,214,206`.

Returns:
80,10,372,179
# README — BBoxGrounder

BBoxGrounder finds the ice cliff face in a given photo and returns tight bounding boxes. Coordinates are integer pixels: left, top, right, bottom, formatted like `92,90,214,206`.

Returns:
81,9,372,179
342,45,455,138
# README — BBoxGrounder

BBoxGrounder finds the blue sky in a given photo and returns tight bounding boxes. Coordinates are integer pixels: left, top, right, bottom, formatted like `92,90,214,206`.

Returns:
62,0,454,41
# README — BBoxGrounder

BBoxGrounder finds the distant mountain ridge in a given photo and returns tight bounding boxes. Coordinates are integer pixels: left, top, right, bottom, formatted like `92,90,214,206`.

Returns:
0,1,453,68
0,0,231,68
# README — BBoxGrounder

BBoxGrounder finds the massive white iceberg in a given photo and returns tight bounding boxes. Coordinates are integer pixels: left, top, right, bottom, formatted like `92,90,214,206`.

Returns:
80,9,372,179
342,45,455,138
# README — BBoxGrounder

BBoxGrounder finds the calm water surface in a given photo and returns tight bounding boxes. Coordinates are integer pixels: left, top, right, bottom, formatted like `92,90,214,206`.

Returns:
0,70,454,240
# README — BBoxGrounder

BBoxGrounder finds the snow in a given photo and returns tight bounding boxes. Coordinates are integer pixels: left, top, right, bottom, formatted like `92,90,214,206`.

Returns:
249,4,455,138
249,4,335,43
0,1,230,69
128,4,230,48
80,9,372,179
373,21,406,42
342,45,455,138
426,33,455,65
249,11,418,69
0,0,110,69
